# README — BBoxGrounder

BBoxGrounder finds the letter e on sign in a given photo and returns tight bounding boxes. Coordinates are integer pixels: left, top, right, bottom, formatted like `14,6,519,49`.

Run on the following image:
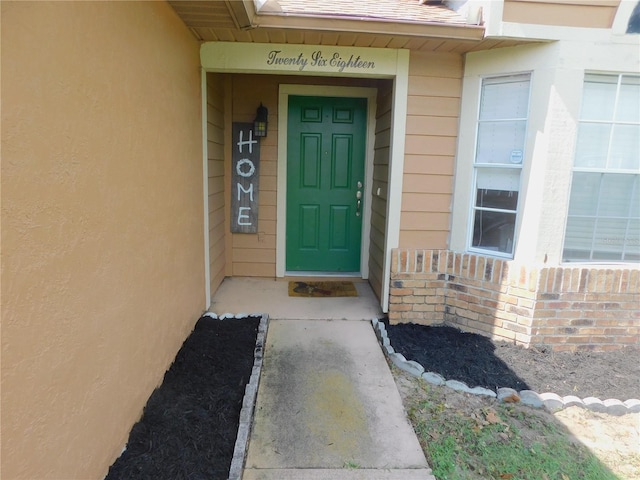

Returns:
231,123,260,233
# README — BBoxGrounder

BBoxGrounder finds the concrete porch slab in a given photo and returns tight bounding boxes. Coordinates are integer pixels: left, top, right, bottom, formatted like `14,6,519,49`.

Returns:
210,277,383,320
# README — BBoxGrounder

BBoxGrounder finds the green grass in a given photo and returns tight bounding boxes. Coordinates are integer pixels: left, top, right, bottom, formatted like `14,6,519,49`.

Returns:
407,383,619,480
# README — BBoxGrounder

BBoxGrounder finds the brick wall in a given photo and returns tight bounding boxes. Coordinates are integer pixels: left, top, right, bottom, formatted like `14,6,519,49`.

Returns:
390,249,640,351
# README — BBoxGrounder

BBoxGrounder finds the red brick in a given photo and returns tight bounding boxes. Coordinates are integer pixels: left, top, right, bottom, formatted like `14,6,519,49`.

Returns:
566,336,590,343
551,345,578,352
469,304,496,317
404,296,425,304
630,269,640,293
515,332,532,345
481,298,499,309
545,318,570,326
390,304,412,312
412,304,437,312
570,269,581,293
500,262,510,284
544,301,571,309
468,255,477,278
587,269,599,293
476,256,486,282
589,336,616,344
604,327,629,335
533,327,556,335
562,268,573,293
492,326,517,341
502,322,529,335
494,310,517,322
615,336,640,344
390,288,413,296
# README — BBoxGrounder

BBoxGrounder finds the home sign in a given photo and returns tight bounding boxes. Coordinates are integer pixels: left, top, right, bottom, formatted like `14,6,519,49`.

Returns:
231,123,260,233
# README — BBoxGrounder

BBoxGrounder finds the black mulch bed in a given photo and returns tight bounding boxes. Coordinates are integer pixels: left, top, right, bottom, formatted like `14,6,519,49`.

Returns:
384,320,640,400
105,315,260,480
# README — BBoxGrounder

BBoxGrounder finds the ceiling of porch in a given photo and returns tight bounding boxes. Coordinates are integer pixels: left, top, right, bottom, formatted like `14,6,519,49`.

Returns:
168,0,537,54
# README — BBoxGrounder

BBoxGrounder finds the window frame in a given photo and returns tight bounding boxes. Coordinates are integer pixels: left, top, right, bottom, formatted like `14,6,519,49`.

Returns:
467,72,533,259
562,72,640,263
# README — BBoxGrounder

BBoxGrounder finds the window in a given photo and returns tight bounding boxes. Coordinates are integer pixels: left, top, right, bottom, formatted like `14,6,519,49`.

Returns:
470,74,531,257
627,1,640,34
563,74,640,262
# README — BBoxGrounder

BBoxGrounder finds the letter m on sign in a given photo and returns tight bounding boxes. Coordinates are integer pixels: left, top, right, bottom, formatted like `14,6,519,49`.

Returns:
231,122,260,233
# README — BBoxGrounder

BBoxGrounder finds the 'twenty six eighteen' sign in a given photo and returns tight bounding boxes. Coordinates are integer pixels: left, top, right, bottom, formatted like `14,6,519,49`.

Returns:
266,50,376,72
200,42,403,77
231,123,259,233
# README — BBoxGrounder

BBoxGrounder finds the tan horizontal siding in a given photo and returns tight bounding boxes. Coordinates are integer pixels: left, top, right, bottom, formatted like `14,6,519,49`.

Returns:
401,211,451,230
207,73,226,296
400,52,462,252
232,248,276,264
209,204,225,228
227,74,380,278
233,262,276,277
227,73,279,277
503,0,620,28
404,135,457,156
408,51,463,78
407,76,462,97
404,155,455,175
233,233,276,249
405,116,458,137
399,230,449,249
369,80,393,298
402,174,453,194
401,193,451,212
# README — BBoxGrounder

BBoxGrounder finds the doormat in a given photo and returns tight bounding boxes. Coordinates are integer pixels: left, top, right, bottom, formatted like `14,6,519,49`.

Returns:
288,281,358,297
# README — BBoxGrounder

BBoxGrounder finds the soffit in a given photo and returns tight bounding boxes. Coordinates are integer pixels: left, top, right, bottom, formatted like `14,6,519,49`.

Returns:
168,0,539,53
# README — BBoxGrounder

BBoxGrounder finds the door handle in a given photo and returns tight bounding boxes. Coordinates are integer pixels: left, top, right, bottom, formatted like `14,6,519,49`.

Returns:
356,199,361,216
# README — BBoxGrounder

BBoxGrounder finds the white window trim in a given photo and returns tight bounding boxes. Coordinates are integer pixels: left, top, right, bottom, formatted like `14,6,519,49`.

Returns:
466,72,533,259
562,71,640,263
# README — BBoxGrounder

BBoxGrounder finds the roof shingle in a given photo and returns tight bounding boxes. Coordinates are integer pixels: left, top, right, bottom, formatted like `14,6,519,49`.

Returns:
258,0,468,26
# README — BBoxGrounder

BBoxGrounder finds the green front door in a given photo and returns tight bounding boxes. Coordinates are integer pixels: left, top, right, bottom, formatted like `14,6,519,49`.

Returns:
286,96,367,272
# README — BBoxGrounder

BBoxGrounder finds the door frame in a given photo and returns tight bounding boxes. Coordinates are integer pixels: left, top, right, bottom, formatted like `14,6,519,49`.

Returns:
277,85,377,278
201,42,410,312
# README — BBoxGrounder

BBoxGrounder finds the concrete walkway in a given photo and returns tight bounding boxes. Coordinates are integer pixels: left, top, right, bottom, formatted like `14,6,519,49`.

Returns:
211,278,434,479
242,319,434,480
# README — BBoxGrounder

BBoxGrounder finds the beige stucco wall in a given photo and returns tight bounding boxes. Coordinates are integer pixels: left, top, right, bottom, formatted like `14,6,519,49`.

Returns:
1,2,204,479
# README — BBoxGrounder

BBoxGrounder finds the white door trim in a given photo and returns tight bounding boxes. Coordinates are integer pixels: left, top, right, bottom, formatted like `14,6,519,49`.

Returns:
277,85,377,279
201,69,211,309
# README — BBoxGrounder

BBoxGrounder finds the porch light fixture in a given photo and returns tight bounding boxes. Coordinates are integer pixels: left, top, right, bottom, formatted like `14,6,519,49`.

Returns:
254,103,268,138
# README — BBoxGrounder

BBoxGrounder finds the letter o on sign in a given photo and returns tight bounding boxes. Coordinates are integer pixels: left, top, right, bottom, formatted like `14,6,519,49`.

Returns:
236,159,256,178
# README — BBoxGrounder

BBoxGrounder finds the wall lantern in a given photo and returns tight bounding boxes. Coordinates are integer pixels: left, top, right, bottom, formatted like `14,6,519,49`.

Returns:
253,103,268,138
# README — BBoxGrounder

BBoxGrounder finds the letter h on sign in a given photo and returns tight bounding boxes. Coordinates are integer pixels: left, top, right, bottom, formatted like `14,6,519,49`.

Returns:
231,123,260,233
